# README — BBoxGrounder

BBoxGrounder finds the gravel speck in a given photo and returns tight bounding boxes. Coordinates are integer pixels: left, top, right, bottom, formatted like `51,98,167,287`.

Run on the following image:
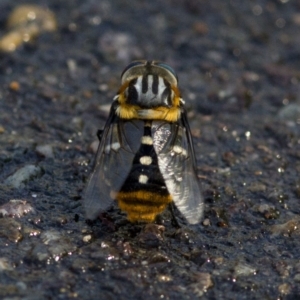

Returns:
0,199,35,217
4,165,43,188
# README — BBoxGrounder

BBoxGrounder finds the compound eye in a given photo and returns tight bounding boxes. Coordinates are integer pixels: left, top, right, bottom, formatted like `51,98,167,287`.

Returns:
121,60,146,78
155,62,178,80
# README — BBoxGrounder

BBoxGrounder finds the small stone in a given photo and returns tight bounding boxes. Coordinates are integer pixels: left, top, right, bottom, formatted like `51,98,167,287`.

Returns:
148,252,170,264
157,274,172,282
270,217,300,236
194,272,213,290
41,230,62,244
278,283,290,295
9,81,20,91
0,218,22,242
278,103,300,122
256,203,279,219
0,258,14,271
83,234,92,243
294,274,300,282
40,230,76,258
248,183,267,193
98,104,111,114
0,199,35,217
116,241,133,257
202,218,211,226
26,243,49,262
189,272,213,297
36,144,54,158
234,262,256,277
71,117,84,130
4,165,43,188
0,5,57,52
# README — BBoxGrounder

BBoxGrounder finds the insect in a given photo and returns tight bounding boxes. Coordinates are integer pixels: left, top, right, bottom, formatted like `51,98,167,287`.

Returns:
83,60,203,224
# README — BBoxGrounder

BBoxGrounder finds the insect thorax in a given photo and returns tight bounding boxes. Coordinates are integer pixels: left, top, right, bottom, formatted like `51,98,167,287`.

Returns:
116,74,182,122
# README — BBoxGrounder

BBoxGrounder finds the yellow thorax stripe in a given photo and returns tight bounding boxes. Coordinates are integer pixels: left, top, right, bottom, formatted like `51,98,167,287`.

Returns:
116,83,181,122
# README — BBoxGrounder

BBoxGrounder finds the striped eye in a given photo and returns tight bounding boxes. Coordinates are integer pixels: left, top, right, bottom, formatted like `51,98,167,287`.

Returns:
121,60,146,78
155,63,178,80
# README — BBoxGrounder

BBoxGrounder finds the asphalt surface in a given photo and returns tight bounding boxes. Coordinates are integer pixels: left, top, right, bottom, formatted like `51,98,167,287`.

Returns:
0,0,300,299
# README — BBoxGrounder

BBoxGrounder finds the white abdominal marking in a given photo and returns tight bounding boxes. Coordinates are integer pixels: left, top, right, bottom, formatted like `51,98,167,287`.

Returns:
138,174,149,184
141,135,153,145
140,156,152,165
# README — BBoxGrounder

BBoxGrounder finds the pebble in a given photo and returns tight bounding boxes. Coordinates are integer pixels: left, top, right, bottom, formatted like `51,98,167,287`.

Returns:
0,218,22,242
34,230,77,260
41,230,62,244
0,258,14,271
0,4,57,52
234,262,256,277
294,274,300,282
270,217,300,236
35,144,54,158
4,165,43,188
0,199,35,217
83,234,92,243
189,272,213,297
278,103,300,122
247,183,267,193
98,104,111,114
257,204,274,214
9,81,20,91
202,218,211,226
256,203,279,219
278,283,290,295
71,117,84,131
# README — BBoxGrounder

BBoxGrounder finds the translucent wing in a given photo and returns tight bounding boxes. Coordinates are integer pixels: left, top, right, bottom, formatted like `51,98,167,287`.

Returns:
152,110,203,224
83,105,144,220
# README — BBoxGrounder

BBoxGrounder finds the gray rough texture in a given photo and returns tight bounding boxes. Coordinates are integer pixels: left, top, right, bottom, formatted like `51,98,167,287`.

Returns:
0,0,300,299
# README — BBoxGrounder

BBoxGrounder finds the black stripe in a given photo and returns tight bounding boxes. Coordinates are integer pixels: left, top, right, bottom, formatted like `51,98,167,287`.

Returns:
144,125,152,136
127,78,138,104
120,166,166,191
152,74,159,94
162,79,172,106
142,75,148,94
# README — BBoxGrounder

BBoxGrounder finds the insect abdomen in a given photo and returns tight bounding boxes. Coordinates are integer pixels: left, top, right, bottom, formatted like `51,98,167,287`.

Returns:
115,122,172,222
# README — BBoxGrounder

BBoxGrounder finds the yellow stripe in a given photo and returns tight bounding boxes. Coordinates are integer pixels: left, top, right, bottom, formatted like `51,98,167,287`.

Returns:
116,104,181,121
171,85,181,107
116,190,172,223
127,212,158,223
116,190,172,204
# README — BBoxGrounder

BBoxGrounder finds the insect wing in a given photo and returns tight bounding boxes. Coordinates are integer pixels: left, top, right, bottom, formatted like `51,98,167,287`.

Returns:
152,113,203,224
83,108,144,220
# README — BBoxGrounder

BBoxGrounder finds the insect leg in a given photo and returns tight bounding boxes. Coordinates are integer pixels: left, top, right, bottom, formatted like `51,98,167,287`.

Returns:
169,202,181,228
97,129,103,141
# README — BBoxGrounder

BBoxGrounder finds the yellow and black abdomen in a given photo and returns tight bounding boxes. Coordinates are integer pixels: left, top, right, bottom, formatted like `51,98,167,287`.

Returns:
116,122,172,222
84,60,203,225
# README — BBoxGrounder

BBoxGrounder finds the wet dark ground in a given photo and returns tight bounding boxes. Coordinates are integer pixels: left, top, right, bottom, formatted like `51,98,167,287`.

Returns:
1,0,300,299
